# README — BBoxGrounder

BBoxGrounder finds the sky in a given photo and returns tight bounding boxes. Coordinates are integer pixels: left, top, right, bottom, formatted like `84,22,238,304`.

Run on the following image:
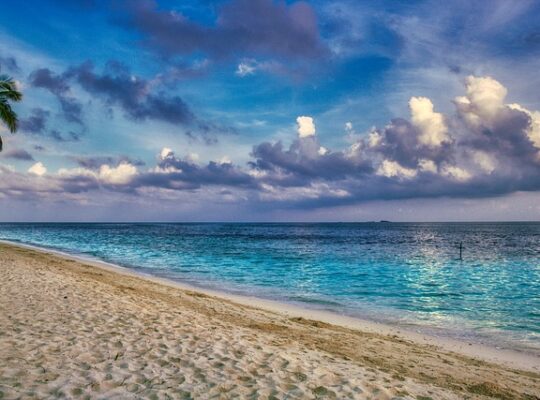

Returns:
0,0,540,222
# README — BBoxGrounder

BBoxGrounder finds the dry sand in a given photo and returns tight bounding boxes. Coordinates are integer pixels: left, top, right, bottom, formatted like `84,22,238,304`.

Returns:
0,242,538,399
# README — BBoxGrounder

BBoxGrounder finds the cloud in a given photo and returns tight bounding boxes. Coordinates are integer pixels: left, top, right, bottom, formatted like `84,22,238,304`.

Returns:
0,54,20,73
74,155,145,169
296,116,316,138
159,147,173,160
376,160,417,179
49,130,81,142
28,162,47,176
117,0,327,73
418,159,437,173
19,108,81,143
409,97,449,147
367,117,453,170
27,61,229,141
248,75,540,205
19,108,49,134
29,68,70,94
98,163,138,185
28,68,84,125
508,104,540,149
2,75,540,210
250,134,372,186
68,61,195,126
236,62,256,77
234,58,291,77
472,151,496,174
2,149,34,161
455,76,507,125
138,148,254,189
439,164,471,182
454,76,540,163
66,61,224,136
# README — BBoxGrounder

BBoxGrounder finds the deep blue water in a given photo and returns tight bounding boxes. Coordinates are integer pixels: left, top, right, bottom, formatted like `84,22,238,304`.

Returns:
1,222,539,351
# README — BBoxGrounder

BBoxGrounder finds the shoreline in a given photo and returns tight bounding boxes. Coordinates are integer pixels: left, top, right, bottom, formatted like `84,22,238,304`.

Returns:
2,240,539,399
2,239,538,373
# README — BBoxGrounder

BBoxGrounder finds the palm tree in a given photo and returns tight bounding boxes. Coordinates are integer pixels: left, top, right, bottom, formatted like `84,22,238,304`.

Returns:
0,75,23,151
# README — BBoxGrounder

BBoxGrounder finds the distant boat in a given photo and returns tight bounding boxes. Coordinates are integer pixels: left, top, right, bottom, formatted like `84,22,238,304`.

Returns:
379,220,391,223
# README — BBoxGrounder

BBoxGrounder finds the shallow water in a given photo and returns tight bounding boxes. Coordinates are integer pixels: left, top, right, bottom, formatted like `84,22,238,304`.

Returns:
1,222,539,351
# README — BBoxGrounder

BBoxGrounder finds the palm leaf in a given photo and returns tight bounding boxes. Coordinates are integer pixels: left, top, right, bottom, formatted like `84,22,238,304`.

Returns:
0,98,18,133
0,75,22,102
0,75,22,151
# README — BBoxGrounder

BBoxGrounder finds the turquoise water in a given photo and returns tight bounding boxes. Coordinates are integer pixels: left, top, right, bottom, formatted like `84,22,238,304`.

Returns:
1,222,539,352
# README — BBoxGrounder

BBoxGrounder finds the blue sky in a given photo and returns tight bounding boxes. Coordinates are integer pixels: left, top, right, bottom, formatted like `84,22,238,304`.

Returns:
0,0,540,221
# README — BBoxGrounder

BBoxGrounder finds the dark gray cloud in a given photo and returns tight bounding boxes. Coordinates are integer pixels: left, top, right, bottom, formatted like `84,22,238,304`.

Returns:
0,55,20,73
49,130,81,142
29,68,69,93
67,61,194,125
19,108,82,142
458,106,538,164
118,0,327,61
367,118,454,169
1,148,34,161
250,136,372,187
29,68,84,125
27,61,228,141
134,151,254,190
19,108,49,134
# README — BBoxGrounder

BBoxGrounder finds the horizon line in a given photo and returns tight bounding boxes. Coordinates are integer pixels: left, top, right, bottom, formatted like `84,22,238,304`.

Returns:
0,220,539,224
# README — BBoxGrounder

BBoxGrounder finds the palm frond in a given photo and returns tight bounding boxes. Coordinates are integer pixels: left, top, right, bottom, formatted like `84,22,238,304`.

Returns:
0,75,22,151
0,75,22,102
0,98,18,133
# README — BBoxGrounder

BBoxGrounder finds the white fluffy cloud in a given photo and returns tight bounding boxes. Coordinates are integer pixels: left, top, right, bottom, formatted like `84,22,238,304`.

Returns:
441,164,471,181
296,116,316,138
455,76,507,125
418,159,437,173
58,162,138,185
454,75,509,132
28,162,47,176
160,147,174,160
409,96,449,147
98,163,138,185
377,160,417,179
367,129,382,147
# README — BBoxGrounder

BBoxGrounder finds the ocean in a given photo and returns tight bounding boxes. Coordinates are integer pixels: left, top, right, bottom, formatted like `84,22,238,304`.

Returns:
1,222,538,352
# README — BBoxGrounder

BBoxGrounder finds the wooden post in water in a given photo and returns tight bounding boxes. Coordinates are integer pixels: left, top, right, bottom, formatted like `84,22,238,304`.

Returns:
459,241,463,260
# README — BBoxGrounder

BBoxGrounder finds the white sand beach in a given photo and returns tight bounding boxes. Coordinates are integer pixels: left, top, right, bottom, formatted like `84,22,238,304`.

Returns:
1,242,539,399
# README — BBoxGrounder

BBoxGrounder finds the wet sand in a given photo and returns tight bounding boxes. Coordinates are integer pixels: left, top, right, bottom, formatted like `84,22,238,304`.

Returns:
1,242,538,399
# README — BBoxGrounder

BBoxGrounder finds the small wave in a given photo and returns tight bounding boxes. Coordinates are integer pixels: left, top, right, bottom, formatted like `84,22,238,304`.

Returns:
288,296,343,307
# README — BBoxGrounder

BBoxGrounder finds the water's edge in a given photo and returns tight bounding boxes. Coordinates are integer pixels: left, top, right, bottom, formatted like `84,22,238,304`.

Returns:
2,238,539,372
